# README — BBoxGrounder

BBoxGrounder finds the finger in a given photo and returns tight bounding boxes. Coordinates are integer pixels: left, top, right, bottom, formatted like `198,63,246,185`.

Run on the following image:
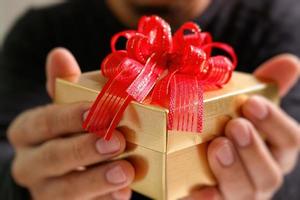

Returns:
207,137,254,200
91,187,132,200
90,195,114,200
29,130,126,178
242,96,300,172
225,118,283,199
48,160,135,200
181,187,222,200
46,47,81,98
90,194,114,200
8,103,90,146
111,187,132,200
254,54,300,97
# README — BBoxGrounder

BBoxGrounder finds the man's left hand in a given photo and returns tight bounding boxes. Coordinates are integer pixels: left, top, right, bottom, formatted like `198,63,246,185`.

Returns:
184,54,300,200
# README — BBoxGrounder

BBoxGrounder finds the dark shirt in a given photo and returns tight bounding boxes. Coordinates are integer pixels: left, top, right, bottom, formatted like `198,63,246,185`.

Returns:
0,0,299,199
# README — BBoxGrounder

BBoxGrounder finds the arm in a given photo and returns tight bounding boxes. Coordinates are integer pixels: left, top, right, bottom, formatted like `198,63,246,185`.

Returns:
184,0,300,199
1,10,136,199
254,0,300,122
0,9,52,199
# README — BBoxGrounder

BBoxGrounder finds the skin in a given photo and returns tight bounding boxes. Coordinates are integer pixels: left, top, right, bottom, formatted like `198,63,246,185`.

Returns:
7,0,300,199
107,0,211,28
9,49,135,200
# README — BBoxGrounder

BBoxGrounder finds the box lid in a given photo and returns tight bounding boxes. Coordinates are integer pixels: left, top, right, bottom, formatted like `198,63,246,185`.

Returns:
55,71,278,153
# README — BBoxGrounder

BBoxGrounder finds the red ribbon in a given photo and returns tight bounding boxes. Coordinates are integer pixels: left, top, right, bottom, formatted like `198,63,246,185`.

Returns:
83,16,237,140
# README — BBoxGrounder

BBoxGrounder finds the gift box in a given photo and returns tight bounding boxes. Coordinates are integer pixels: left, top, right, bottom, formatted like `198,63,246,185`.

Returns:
55,70,278,200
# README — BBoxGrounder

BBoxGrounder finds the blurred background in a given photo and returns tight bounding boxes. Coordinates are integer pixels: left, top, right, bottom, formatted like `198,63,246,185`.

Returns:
0,0,61,45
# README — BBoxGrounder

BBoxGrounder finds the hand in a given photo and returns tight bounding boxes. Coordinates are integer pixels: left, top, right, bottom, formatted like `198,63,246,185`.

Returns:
184,54,300,200
8,48,135,200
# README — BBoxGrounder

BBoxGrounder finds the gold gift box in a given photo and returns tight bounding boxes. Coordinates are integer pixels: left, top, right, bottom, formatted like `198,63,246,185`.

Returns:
55,71,278,200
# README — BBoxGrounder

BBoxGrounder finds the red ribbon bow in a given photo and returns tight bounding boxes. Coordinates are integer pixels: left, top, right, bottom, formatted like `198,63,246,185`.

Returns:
83,16,237,140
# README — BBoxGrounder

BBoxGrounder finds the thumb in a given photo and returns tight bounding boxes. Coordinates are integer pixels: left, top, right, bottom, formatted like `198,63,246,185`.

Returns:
254,54,300,97
46,47,81,98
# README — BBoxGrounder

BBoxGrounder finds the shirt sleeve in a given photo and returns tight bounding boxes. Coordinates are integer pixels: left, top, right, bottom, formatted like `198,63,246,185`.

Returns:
274,0,300,122
256,1,300,199
255,0,300,122
0,142,30,200
0,9,52,199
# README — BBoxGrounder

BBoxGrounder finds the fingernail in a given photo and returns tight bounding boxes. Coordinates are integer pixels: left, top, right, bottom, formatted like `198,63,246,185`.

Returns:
245,96,268,120
106,166,127,184
83,110,89,121
96,135,121,154
230,121,251,147
216,143,235,167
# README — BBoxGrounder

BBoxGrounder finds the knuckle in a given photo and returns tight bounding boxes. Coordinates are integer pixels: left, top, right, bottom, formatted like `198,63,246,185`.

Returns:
42,141,62,169
245,192,257,199
11,158,28,186
34,104,59,136
7,111,30,146
33,104,66,137
7,125,20,146
58,176,80,200
37,105,54,135
59,110,75,130
291,135,300,149
257,168,283,194
60,103,87,130
7,106,53,146
30,187,50,200
46,103,83,134
246,193,257,200
240,187,256,200
272,171,284,189
30,183,62,200
285,124,300,149
284,122,300,148
70,138,86,164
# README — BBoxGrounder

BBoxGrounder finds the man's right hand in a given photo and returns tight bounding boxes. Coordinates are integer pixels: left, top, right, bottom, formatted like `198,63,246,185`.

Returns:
8,48,135,200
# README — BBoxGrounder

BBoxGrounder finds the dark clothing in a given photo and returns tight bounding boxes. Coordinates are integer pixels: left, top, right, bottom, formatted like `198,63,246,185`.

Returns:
0,0,299,199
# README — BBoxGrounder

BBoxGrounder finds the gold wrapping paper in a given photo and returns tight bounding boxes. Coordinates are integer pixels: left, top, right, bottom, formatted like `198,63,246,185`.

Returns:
55,71,278,200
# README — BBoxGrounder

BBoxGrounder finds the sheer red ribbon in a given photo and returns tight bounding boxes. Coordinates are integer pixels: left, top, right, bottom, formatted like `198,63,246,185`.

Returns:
83,16,237,140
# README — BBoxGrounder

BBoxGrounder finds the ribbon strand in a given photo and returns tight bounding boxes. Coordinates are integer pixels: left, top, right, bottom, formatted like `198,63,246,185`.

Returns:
83,15,237,140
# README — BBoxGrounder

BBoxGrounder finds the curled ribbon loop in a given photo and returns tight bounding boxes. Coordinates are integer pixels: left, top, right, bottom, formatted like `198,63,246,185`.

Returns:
83,15,238,140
